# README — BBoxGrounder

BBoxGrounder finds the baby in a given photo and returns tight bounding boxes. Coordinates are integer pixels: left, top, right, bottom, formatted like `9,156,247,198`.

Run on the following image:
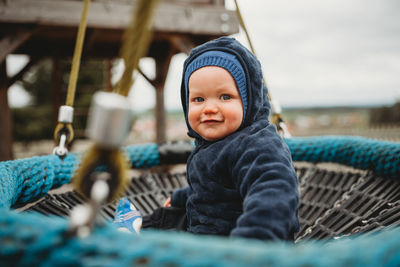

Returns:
121,37,299,241
166,37,300,241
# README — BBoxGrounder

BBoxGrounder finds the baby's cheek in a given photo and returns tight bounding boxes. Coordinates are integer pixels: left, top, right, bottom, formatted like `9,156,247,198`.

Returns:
228,108,243,121
187,110,199,128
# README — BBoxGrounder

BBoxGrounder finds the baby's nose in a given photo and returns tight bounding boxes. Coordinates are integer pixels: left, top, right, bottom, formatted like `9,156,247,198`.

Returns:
203,100,218,113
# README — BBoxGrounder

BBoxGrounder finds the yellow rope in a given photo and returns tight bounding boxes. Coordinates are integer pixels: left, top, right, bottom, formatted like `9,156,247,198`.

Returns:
234,0,288,132
233,0,270,101
74,0,161,201
66,0,90,106
114,0,161,96
73,144,129,202
53,0,91,145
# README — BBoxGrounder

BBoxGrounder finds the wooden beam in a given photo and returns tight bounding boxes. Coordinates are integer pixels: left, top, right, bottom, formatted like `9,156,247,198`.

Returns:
153,44,174,144
169,35,195,55
212,0,226,6
0,61,13,161
52,58,62,127
84,28,102,53
138,67,156,88
0,0,239,35
105,58,113,92
7,56,40,87
0,31,33,64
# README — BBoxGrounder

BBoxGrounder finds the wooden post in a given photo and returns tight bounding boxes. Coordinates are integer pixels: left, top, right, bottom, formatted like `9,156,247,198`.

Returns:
153,45,174,144
105,58,113,92
52,57,62,127
155,82,166,144
0,60,13,161
0,31,33,64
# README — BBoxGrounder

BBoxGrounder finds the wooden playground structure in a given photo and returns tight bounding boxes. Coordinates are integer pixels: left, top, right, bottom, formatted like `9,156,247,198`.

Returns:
0,0,239,161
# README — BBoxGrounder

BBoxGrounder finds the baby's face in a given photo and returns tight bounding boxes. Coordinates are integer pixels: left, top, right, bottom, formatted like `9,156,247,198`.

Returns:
188,66,243,141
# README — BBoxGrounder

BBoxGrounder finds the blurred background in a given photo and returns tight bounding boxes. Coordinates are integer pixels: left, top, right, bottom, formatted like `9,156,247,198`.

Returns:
3,0,400,160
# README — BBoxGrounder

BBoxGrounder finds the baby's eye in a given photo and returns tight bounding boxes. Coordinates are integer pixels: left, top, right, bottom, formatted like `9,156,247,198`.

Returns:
220,94,231,100
193,97,204,102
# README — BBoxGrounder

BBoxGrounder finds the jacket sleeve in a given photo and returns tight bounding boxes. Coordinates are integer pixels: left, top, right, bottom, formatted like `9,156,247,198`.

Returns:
171,186,192,208
230,134,300,241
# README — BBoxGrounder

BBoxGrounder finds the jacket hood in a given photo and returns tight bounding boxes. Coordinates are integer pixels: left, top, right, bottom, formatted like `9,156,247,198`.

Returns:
180,37,271,141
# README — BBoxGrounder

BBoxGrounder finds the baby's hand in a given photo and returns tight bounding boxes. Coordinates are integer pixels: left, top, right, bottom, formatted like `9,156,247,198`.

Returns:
163,197,171,207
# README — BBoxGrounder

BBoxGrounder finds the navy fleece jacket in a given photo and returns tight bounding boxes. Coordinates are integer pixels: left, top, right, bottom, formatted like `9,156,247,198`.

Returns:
171,37,299,241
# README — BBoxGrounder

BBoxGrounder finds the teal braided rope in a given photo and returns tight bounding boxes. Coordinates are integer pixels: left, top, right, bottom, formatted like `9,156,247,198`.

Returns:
0,153,80,209
1,208,400,266
286,136,400,179
123,143,160,168
1,136,399,209
0,136,399,265
0,144,160,209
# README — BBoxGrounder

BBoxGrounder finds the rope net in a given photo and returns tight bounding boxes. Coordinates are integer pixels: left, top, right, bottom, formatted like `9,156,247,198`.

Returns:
1,136,400,265
1,208,400,266
23,163,400,242
286,136,400,179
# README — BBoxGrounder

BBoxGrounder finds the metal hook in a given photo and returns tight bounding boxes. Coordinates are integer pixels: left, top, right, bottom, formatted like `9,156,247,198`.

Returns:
270,99,292,139
69,172,111,238
53,105,74,158
279,121,292,139
53,134,68,157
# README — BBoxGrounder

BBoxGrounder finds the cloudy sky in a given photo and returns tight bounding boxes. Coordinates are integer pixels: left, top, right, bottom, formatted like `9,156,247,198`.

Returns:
229,0,400,108
8,0,400,110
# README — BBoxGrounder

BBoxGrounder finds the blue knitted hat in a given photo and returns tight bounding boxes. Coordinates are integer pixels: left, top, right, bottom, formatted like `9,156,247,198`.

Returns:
184,50,247,117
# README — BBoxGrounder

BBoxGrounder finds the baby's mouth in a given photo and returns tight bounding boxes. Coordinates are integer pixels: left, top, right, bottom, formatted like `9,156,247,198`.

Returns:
201,119,223,124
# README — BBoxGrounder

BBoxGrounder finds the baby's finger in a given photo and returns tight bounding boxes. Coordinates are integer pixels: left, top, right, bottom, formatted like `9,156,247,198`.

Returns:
163,197,171,207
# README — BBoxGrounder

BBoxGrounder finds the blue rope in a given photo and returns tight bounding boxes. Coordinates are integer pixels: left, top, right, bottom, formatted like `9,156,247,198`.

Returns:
1,208,400,266
1,136,399,209
0,144,160,209
285,136,400,179
0,153,79,209
124,143,160,168
0,136,399,266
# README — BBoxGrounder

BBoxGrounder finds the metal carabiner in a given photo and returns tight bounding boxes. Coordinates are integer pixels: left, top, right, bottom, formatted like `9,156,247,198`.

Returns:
270,99,292,139
53,105,74,158
53,133,68,157
69,172,111,238
279,121,292,139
